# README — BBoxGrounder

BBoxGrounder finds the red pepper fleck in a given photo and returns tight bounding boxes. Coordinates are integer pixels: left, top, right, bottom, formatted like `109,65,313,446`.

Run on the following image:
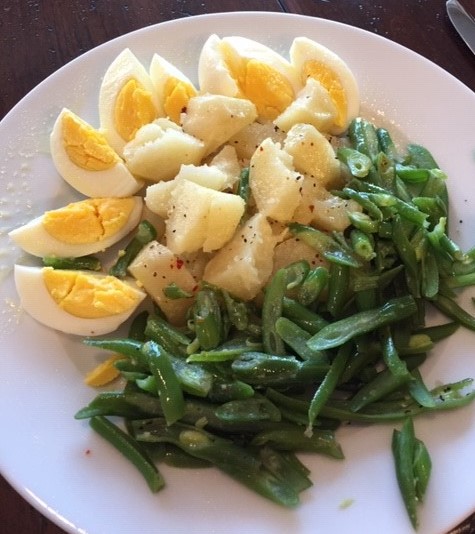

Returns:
176,258,184,269
85,449,91,455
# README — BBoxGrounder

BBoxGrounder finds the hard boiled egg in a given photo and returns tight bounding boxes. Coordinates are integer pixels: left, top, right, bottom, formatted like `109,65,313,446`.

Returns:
14,265,147,336
198,34,300,121
149,53,198,124
50,108,143,197
9,196,143,258
289,36,359,134
99,48,160,156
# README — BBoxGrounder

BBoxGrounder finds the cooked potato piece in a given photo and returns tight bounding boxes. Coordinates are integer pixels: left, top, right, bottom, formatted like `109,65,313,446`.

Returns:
228,120,286,161
165,179,245,254
292,175,361,232
145,180,176,218
203,193,246,252
123,118,204,182
165,180,212,254
128,241,196,325
203,213,276,301
181,94,257,157
208,145,241,189
283,123,341,189
274,78,337,133
249,138,302,222
273,236,328,274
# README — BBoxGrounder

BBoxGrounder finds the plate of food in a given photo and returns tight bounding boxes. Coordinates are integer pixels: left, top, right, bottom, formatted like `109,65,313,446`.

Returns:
1,11,475,534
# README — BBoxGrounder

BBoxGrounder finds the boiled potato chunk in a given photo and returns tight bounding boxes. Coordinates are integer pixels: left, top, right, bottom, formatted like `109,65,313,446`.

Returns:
273,236,327,274
128,241,196,325
165,179,245,254
283,123,341,189
274,78,337,133
123,118,204,182
228,120,286,161
181,94,257,157
249,138,302,222
145,180,176,218
292,175,361,231
208,145,241,189
203,213,276,301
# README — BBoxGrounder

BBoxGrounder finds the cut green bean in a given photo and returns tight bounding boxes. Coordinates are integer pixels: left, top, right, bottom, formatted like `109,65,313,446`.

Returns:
307,295,417,351
109,220,157,278
90,415,164,492
42,254,101,271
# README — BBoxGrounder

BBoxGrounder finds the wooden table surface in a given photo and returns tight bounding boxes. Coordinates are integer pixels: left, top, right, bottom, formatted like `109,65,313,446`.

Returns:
1,1,474,532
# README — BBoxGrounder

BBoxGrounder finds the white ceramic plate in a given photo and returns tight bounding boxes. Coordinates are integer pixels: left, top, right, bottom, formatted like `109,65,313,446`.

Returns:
1,12,475,534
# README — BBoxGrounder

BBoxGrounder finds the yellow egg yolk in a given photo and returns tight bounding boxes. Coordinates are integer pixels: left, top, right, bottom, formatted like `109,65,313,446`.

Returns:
222,45,294,121
62,113,119,171
163,78,197,124
114,79,157,141
42,198,135,245
43,268,142,318
302,60,347,129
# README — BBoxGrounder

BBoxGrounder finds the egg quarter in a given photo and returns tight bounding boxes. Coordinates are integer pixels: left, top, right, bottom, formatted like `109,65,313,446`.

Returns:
149,53,198,125
8,196,143,258
50,108,144,198
199,34,300,122
14,265,147,336
289,36,359,134
99,48,161,157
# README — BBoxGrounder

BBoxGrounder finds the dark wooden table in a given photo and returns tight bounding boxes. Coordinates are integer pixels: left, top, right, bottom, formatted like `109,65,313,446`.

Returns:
1,1,474,532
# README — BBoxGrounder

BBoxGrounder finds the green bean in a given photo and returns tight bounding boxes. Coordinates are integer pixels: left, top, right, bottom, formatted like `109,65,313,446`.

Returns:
415,321,459,342
307,343,351,431
307,295,417,351
392,418,419,529
413,438,432,502
109,220,157,278
289,222,361,267
162,282,193,299
133,419,304,507
380,326,409,379
237,167,250,204
432,294,475,331
406,144,439,170
395,164,430,183
392,215,420,297
74,391,161,419
282,297,329,334
222,291,250,331
231,352,301,387
42,254,101,271
350,229,376,261
347,211,380,233
408,369,436,408
326,263,351,318
297,266,328,306
145,314,190,354
262,268,287,355
90,415,164,492
284,260,310,290
275,317,328,363
142,341,185,425
252,427,344,458
349,117,380,161
376,127,399,161
192,287,223,351
215,396,281,423
128,310,149,341
336,146,372,178
84,338,147,366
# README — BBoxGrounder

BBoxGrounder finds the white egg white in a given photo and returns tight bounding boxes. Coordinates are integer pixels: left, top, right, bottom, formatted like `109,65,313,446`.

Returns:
14,265,147,336
149,53,197,118
8,196,143,258
289,36,359,134
198,34,241,97
99,48,160,156
50,108,144,198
